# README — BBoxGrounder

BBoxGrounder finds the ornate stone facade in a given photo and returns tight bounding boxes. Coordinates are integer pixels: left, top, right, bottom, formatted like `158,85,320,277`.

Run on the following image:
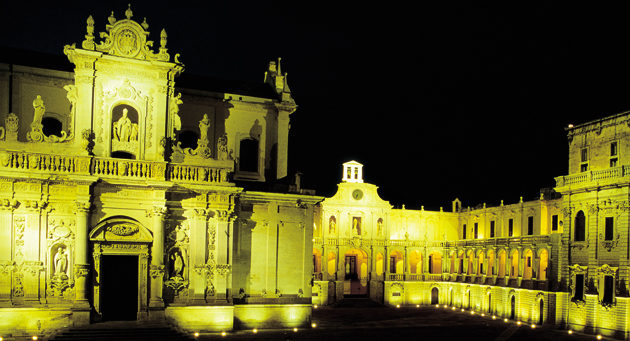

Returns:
0,5,317,337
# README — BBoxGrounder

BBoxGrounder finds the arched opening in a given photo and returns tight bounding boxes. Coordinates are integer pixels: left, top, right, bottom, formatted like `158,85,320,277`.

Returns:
498,250,506,277
510,250,519,278
450,252,456,274
510,295,515,319
327,252,336,276
178,130,198,150
477,251,484,276
449,288,453,306
538,250,548,280
523,249,533,280
431,287,439,305
466,290,471,309
111,104,139,142
111,151,135,160
488,293,492,313
376,253,384,276
239,138,259,173
409,250,422,274
467,251,474,275
538,299,544,325
487,250,495,276
313,248,321,273
42,117,62,137
389,250,404,274
458,252,465,274
344,249,368,296
429,251,442,274
574,210,586,241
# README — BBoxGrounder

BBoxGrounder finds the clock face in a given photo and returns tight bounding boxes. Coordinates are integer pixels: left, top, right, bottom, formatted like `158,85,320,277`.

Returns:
352,189,363,200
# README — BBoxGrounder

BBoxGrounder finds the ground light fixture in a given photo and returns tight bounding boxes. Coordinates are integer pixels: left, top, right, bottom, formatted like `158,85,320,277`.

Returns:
416,305,419,307
568,330,573,334
531,324,535,329
461,309,465,312
471,311,474,315
452,307,456,310
517,321,521,325
314,305,318,309
435,304,439,308
481,313,485,317
396,305,400,308
444,305,447,308
222,332,227,336
253,329,258,333
597,335,602,340
312,323,317,328
32,337,37,341
492,316,496,319
504,318,508,322
194,332,199,337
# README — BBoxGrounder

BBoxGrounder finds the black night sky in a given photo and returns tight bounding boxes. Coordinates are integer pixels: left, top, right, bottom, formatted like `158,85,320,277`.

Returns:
3,2,630,210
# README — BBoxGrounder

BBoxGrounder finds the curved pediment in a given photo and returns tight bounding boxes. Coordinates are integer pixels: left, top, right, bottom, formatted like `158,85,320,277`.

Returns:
89,217,153,243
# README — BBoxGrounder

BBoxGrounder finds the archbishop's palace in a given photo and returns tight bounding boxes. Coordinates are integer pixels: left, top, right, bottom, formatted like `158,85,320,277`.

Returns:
0,6,629,340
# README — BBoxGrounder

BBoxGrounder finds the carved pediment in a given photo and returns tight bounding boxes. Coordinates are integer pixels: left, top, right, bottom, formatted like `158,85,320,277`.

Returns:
81,5,173,62
89,217,152,242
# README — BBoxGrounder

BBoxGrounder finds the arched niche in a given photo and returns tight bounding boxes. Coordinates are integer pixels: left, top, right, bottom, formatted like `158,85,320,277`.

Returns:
89,217,153,321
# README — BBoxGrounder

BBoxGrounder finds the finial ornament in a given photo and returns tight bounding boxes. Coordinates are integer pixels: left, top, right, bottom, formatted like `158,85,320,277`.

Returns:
108,12,116,25
125,4,133,20
83,16,95,49
142,17,149,30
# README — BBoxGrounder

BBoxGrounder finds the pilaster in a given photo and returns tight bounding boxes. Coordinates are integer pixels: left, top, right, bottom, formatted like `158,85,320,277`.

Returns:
73,202,90,307
147,206,169,310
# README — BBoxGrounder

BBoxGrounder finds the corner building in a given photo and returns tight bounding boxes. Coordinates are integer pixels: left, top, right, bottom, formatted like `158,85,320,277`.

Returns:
315,115,630,339
0,7,321,335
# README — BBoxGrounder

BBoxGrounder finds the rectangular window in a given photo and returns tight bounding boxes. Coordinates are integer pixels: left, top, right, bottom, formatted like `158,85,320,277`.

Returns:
611,158,618,167
490,221,495,238
581,148,589,172
611,142,618,156
581,148,588,162
527,257,531,267
508,219,513,237
603,275,614,305
575,274,584,301
528,216,534,235
463,224,467,239
474,223,478,239
459,259,464,274
552,215,558,231
605,217,614,241
390,257,396,274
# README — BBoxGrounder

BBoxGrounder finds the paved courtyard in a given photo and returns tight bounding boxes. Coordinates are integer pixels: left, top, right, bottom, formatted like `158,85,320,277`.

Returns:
196,306,614,341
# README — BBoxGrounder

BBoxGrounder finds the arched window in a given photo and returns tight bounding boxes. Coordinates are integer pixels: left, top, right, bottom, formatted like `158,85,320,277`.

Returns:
239,138,258,172
574,211,586,241
178,130,198,150
42,117,63,137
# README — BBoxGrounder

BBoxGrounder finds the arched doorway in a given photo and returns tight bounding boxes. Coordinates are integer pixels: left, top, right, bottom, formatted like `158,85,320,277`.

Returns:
344,249,368,297
431,287,439,305
488,293,492,313
538,299,544,325
89,217,153,322
510,295,515,319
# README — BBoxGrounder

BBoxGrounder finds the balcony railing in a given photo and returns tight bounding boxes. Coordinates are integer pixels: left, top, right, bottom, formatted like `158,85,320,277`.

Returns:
0,150,232,185
555,165,630,187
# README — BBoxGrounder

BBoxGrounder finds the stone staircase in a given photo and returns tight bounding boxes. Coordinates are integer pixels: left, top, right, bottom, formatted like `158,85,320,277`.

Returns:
332,298,386,308
47,322,194,341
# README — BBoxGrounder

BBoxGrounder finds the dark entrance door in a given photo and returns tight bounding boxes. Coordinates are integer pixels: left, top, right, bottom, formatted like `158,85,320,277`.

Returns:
100,255,138,321
431,287,439,305
539,299,544,325
510,295,515,319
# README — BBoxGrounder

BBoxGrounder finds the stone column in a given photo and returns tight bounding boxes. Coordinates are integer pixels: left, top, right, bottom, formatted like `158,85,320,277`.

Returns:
0,200,17,305
148,206,168,310
73,202,91,326
214,209,234,302
187,209,209,304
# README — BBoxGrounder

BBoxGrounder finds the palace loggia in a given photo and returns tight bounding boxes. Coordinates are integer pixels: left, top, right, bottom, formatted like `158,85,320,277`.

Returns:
1,5,630,340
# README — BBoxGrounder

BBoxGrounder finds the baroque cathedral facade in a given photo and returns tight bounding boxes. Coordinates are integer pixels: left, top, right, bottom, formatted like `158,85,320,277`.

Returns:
0,6,320,336
1,5,630,340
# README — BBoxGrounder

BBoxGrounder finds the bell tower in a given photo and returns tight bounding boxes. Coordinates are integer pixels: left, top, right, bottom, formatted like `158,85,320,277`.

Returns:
342,160,363,183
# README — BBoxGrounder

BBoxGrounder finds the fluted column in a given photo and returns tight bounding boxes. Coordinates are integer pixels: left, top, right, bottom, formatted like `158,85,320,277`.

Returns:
148,206,168,309
73,202,90,306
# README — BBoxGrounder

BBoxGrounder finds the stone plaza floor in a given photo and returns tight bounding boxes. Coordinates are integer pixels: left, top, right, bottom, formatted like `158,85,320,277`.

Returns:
196,305,615,341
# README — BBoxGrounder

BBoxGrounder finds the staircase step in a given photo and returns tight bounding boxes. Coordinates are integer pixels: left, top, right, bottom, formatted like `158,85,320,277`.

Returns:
48,324,194,341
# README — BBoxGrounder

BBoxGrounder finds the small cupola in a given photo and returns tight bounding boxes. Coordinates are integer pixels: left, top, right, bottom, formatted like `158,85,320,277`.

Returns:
342,161,363,183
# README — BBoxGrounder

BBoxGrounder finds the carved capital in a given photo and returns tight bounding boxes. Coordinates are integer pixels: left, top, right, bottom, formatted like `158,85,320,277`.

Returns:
74,264,90,278
214,264,231,277
0,199,18,212
150,265,165,279
75,202,91,214
185,208,210,220
147,206,170,219
216,209,235,222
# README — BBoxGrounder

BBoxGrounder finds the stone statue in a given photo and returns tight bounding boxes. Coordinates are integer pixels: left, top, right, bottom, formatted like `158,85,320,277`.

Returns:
329,219,336,234
377,219,383,236
353,218,359,235
114,109,132,142
32,95,45,126
54,246,68,275
199,114,210,142
170,93,183,137
130,123,139,141
171,251,183,278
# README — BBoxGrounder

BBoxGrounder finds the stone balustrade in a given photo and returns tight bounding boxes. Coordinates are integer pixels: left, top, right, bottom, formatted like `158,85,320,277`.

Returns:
555,164,630,186
0,150,232,185
314,235,551,249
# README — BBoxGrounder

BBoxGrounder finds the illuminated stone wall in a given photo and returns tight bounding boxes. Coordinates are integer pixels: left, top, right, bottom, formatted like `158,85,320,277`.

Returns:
0,6,318,337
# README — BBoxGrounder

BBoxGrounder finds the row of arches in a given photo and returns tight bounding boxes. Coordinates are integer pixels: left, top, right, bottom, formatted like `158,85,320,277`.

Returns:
449,248,549,280
313,249,443,277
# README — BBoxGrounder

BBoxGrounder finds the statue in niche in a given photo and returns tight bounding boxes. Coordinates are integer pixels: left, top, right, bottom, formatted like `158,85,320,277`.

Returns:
32,95,45,126
114,109,133,142
54,245,68,275
169,93,183,138
352,217,361,236
199,114,210,142
170,251,184,278
377,219,383,236
217,134,229,160
329,216,336,234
